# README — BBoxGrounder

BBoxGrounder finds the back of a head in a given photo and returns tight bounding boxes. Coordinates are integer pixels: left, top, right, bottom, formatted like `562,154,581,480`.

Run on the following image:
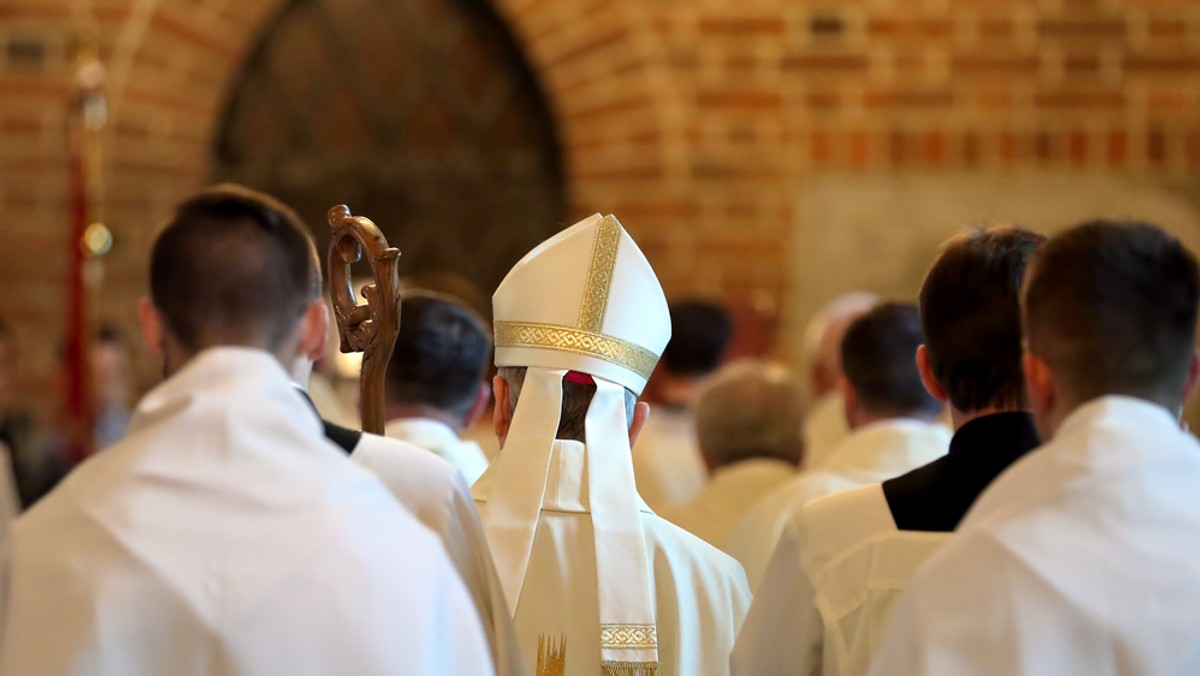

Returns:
805,292,879,395
150,185,321,353
661,300,733,377
921,227,1045,412
386,291,491,421
696,359,803,469
1023,220,1200,409
841,302,942,419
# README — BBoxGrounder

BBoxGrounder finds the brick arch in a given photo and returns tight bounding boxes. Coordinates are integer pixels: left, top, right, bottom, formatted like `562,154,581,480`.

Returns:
80,0,687,411
101,0,679,240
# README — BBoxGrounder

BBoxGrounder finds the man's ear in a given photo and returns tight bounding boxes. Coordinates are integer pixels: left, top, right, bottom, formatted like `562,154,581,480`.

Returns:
1022,353,1055,416
137,296,164,356
629,401,650,449
297,300,329,361
916,345,948,402
464,381,492,429
493,375,512,447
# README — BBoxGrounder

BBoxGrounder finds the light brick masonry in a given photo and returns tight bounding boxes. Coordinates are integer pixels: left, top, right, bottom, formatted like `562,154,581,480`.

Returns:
1,0,1198,413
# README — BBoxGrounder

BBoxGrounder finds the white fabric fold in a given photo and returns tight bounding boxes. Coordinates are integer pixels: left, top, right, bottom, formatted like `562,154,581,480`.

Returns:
480,367,565,614
586,379,659,671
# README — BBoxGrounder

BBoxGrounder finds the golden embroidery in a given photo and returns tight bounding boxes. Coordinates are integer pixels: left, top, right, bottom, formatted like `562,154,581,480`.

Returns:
537,634,567,676
600,624,658,649
577,215,622,333
601,660,661,676
495,321,660,380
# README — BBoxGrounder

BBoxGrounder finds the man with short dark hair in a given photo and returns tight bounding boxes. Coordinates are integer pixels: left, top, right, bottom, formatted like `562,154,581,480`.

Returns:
0,186,494,675
729,302,949,588
660,359,803,553
633,299,733,510
732,227,1044,675
870,221,1200,675
383,291,492,484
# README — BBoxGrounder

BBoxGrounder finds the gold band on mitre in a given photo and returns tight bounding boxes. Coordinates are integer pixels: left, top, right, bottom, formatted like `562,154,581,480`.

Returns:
494,321,660,381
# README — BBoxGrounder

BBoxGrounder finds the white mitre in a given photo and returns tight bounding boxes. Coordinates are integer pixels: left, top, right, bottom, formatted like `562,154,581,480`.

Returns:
485,213,670,676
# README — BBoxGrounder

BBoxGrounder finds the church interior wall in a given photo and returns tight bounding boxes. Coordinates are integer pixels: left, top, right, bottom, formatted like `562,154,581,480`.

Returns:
1,0,1198,422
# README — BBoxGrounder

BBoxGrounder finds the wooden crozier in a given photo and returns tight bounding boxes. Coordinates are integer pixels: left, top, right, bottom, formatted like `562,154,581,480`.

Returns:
327,205,402,435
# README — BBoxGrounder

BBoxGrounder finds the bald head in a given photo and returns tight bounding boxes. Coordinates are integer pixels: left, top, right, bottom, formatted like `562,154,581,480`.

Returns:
696,359,804,471
804,292,879,396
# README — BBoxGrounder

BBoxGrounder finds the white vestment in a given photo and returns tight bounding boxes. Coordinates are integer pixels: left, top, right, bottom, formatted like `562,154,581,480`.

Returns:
351,431,524,676
802,392,849,469
729,419,950,588
660,458,796,554
384,416,491,485
732,484,947,676
474,440,752,675
631,407,707,511
870,396,1200,675
0,348,493,676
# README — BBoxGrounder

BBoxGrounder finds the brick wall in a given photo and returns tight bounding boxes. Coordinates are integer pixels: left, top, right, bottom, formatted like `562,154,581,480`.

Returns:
2,0,1199,414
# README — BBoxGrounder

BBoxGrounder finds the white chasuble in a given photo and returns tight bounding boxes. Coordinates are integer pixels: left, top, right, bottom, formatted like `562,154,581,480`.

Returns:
0,348,493,676
802,392,850,469
729,418,949,589
383,416,491,485
870,397,1200,676
481,213,751,675
731,483,948,676
351,431,523,676
474,440,751,675
659,458,797,554
631,407,707,511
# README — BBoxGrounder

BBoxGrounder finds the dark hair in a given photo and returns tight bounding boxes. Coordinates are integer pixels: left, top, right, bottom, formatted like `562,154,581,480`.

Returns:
920,227,1044,412
386,292,491,420
661,300,733,376
1024,220,1200,406
841,302,941,418
497,366,635,442
150,184,321,353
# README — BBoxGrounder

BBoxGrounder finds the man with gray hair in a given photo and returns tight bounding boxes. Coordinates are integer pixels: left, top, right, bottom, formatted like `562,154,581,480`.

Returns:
473,213,750,675
802,292,879,468
730,303,949,588
660,360,802,553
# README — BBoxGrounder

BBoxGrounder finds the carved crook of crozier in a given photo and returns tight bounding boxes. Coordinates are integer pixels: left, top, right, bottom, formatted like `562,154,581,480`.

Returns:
327,204,402,435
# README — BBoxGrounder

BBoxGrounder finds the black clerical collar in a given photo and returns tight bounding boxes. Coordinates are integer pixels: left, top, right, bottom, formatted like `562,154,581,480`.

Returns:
883,411,1040,532
948,411,1040,458
292,385,362,455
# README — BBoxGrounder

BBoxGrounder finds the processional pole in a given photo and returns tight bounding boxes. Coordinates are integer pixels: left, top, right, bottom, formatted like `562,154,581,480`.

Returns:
64,37,107,463
326,205,402,435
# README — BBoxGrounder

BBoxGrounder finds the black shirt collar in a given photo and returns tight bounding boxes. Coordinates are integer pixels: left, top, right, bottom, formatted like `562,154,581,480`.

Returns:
882,411,1040,532
292,385,362,455
948,411,1041,459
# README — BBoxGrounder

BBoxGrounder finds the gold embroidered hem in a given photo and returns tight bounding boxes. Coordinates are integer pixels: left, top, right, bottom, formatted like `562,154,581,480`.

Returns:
494,322,659,380
599,624,658,649
536,634,566,676
601,660,661,676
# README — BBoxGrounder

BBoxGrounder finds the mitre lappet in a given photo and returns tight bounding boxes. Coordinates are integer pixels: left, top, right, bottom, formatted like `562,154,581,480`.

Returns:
483,213,671,675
